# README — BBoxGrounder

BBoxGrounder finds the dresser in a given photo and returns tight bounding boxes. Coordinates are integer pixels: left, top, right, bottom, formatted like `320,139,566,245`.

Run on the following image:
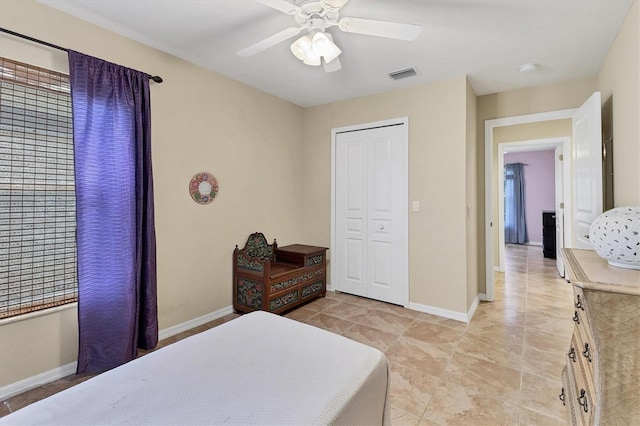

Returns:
560,249,640,425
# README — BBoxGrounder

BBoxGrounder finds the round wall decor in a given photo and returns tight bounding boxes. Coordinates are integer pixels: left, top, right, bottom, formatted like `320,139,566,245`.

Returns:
189,172,218,205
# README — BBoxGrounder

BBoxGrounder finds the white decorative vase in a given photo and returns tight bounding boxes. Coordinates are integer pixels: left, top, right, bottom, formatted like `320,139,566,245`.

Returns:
589,206,640,270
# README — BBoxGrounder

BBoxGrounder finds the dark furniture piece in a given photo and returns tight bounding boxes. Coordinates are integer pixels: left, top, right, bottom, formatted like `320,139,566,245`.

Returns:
542,211,556,259
233,232,327,314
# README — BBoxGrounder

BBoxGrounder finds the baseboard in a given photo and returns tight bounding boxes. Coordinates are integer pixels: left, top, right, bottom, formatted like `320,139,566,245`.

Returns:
408,295,481,323
1,305,234,401
0,362,77,401
479,293,489,302
467,295,480,321
527,241,542,246
158,304,234,340
407,302,469,323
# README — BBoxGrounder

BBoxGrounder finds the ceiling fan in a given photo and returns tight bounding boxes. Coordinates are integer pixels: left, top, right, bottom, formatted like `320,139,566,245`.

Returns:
237,0,421,72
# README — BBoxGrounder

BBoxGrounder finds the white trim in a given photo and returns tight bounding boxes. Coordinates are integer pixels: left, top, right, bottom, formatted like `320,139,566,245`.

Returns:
158,305,234,340
0,362,77,401
331,117,410,307
484,108,576,302
467,295,480,321
526,241,543,246
479,293,489,302
407,295,480,323
0,305,234,400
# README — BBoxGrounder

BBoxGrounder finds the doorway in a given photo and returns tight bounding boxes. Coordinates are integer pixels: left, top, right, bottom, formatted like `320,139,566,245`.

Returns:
484,108,576,301
485,92,603,301
331,118,409,306
498,138,570,277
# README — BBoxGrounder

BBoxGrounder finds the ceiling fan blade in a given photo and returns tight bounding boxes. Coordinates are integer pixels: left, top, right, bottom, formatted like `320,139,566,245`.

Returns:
338,17,421,41
237,26,303,57
257,0,301,15
320,0,349,11
323,56,342,73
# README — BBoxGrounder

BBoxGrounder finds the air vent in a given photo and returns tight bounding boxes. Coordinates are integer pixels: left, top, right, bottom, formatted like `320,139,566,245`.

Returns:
388,67,418,80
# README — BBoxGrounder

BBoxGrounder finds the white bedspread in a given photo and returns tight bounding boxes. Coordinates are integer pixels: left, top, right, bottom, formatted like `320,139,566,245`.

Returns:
2,311,390,425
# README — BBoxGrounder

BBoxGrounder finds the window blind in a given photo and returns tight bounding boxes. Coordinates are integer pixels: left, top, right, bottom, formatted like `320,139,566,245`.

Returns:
0,57,77,319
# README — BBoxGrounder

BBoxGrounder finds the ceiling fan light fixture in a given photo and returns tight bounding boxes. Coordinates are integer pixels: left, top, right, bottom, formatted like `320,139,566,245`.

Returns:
291,31,341,66
303,49,322,66
240,0,423,74
322,32,342,63
312,32,332,55
290,35,312,60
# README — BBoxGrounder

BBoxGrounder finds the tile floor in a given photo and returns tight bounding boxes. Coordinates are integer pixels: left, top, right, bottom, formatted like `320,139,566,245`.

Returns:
2,244,574,425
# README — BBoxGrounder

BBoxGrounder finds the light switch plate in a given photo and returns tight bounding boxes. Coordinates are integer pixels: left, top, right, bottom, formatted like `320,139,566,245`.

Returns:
412,201,420,212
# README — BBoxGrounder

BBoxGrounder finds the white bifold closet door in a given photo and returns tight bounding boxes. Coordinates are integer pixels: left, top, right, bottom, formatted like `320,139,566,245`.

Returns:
334,124,406,306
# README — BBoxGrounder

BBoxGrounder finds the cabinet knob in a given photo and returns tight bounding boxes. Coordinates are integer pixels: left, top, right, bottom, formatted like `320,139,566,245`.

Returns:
568,347,577,362
582,343,592,363
575,294,584,311
578,389,589,413
559,387,566,406
572,311,580,324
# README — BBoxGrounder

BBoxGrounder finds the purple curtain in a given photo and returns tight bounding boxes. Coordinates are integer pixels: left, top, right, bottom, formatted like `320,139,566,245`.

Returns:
68,51,158,375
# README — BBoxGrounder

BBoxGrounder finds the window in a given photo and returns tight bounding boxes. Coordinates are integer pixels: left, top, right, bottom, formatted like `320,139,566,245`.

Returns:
0,57,77,319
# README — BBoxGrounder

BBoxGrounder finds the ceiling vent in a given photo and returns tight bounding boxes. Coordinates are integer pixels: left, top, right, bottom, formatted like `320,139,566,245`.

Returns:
388,67,418,80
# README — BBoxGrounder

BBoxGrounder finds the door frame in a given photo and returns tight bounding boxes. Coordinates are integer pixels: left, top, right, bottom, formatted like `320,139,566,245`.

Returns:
497,137,571,274
484,109,575,301
331,117,409,306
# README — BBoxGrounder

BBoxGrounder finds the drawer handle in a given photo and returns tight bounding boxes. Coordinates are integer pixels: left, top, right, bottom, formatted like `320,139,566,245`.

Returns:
572,311,580,324
559,387,565,405
568,347,577,362
578,389,589,413
575,294,584,311
583,343,592,363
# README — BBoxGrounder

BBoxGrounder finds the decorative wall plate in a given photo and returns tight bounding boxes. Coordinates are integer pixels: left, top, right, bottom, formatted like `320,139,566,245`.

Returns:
189,172,218,205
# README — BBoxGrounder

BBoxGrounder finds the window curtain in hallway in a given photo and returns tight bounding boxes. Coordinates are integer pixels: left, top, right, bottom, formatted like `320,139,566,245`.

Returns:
504,163,528,244
69,51,158,374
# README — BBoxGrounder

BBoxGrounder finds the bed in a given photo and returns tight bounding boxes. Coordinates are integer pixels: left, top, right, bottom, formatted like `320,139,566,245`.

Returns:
2,311,390,425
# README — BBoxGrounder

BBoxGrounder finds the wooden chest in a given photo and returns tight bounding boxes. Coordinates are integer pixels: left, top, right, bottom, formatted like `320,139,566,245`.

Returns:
560,249,640,425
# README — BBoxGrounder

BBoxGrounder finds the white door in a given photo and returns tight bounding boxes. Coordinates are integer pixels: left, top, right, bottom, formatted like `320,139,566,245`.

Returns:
334,123,407,305
572,92,603,249
554,145,565,276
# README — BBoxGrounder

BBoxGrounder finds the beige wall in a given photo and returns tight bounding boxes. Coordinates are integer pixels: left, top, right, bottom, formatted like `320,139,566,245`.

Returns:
0,0,305,388
477,77,598,121
598,0,640,207
302,76,475,314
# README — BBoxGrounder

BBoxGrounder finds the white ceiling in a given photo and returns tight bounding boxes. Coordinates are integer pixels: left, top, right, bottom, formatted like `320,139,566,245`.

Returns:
39,0,633,107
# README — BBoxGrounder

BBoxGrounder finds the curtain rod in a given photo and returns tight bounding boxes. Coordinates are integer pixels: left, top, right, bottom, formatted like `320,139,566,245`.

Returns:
0,27,163,83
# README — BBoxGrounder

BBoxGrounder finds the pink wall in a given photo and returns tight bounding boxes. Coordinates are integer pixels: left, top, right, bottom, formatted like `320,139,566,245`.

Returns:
504,150,555,244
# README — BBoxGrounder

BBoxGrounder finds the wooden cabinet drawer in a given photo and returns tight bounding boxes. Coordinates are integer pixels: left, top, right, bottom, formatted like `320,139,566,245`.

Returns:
565,355,595,426
571,326,595,386
572,287,590,331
